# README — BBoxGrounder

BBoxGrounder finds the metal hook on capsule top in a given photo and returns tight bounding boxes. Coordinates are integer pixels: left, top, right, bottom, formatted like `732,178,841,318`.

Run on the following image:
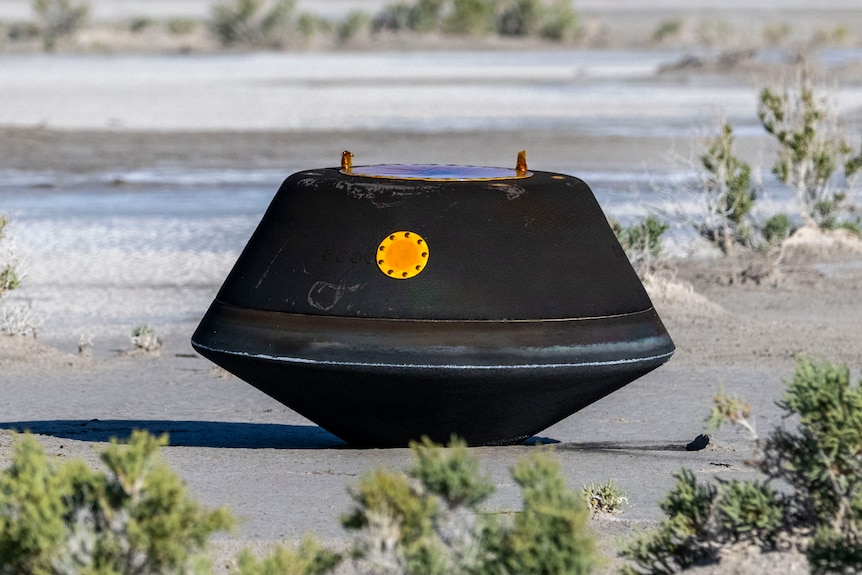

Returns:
515,150,527,177
341,150,354,172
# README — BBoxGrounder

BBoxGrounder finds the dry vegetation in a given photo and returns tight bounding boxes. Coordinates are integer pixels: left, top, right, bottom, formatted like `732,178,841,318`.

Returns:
0,0,860,54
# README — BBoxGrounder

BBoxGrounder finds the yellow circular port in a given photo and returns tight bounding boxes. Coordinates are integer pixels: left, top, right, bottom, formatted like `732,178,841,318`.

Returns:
376,231,429,279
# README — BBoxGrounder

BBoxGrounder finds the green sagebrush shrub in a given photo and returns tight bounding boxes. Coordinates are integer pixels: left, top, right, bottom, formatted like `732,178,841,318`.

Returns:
0,431,599,575
0,430,234,575
621,357,862,574
0,215,20,300
32,0,89,50
496,0,578,40
342,436,597,575
232,538,341,575
697,122,757,255
210,0,295,47
0,214,38,337
762,213,794,246
373,0,578,41
766,358,862,573
582,479,628,516
758,69,862,231
611,215,669,278
336,11,371,44
372,0,444,34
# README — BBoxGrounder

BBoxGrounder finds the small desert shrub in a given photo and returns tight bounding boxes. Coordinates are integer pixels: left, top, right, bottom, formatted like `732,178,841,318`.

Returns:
373,0,445,34
32,0,89,50
372,0,576,41
656,121,765,259
705,384,756,439
500,453,596,575
652,19,683,43
7,21,41,41
496,0,577,40
0,214,21,331
0,303,41,338
0,431,234,575
130,324,163,352
621,356,862,574
812,25,853,47
129,16,154,33
233,538,341,575
296,12,332,39
762,23,791,46
611,215,669,278
657,120,803,285
0,213,34,336
337,10,371,44
0,217,20,299
714,480,784,542
167,18,196,35
761,213,794,246
758,66,862,230
621,469,721,573
582,479,627,515
77,332,93,357
535,0,578,41
343,436,597,575
210,0,294,47
408,0,446,32
496,0,543,37
696,122,757,255
373,3,416,33
695,18,733,48
620,469,784,573
443,0,495,36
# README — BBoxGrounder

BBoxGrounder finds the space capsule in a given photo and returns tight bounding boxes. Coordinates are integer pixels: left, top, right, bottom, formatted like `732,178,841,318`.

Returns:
192,152,674,446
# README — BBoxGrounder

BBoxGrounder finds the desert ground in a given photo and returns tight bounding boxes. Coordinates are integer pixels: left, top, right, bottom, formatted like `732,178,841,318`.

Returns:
1,1,862,573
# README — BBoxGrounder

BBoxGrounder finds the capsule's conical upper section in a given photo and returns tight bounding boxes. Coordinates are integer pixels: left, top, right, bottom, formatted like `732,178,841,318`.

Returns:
213,167,652,321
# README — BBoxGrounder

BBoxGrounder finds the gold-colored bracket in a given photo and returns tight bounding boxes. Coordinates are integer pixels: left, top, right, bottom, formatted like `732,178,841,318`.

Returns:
515,150,527,177
340,150,532,180
341,150,354,172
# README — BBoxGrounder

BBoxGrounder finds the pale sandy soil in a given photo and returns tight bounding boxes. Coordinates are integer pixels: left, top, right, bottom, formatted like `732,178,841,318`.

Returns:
1,2,862,573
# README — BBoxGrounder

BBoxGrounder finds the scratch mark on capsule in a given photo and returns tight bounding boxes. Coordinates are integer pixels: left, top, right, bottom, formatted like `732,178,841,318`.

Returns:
307,280,367,311
256,238,291,289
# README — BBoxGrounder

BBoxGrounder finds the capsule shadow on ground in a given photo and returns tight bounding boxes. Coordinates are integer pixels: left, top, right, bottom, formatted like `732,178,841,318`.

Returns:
556,441,698,453
0,419,348,449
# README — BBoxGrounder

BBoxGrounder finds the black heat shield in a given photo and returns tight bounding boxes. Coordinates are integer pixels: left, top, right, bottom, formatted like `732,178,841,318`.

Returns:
192,164,674,446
